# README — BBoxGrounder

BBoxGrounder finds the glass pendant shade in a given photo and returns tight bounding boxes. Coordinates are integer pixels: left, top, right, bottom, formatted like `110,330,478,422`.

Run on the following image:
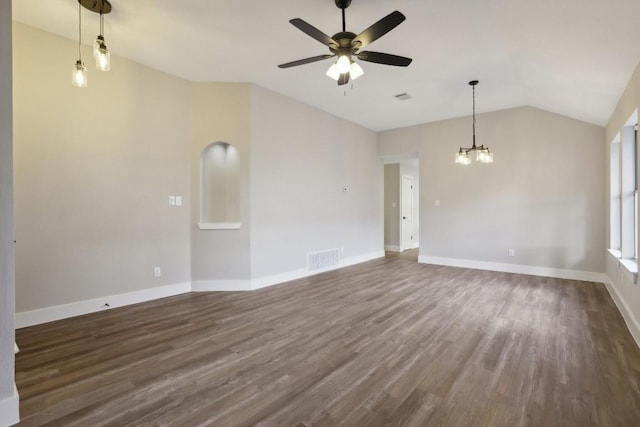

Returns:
349,62,364,80
455,150,470,165
95,43,111,71
72,60,87,87
93,35,104,59
326,63,340,81
336,55,351,74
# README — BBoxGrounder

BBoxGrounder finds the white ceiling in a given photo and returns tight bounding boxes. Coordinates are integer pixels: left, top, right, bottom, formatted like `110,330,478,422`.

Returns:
12,0,640,131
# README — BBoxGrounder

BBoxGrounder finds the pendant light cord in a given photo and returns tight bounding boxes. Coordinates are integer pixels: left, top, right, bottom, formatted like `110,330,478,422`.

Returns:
78,1,82,60
472,83,476,148
100,9,104,38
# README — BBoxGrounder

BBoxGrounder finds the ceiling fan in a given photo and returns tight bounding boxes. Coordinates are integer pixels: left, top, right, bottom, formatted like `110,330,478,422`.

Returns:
278,0,412,86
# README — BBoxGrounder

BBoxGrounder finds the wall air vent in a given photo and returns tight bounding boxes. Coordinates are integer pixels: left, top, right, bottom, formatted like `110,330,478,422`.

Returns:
394,93,412,101
307,248,341,271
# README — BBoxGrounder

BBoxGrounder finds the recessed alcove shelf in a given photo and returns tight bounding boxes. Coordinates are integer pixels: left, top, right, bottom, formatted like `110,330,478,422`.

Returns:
199,141,241,229
197,222,241,230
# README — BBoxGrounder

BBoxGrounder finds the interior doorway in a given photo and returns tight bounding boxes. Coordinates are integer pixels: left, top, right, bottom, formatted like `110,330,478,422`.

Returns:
382,154,419,254
401,174,414,251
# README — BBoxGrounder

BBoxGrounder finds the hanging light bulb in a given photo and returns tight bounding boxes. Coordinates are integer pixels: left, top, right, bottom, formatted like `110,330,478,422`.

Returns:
455,150,470,165
95,41,110,71
349,61,364,80
93,35,104,60
94,7,110,71
72,1,87,88
336,54,351,74
72,60,88,87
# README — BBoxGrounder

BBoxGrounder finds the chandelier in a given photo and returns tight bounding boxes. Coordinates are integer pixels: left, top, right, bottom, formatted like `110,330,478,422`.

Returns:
455,80,493,165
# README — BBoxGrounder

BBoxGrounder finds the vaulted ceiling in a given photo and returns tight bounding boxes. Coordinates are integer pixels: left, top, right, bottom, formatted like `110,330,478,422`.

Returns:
12,0,640,131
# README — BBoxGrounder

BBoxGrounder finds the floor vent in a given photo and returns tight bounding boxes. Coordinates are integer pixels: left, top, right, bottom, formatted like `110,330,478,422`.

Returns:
308,248,341,271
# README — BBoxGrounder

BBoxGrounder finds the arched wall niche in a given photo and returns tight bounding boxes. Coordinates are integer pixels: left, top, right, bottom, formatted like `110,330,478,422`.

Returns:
198,141,241,230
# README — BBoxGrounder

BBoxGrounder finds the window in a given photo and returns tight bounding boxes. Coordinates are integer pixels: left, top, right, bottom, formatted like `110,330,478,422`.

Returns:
609,111,638,275
635,124,638,259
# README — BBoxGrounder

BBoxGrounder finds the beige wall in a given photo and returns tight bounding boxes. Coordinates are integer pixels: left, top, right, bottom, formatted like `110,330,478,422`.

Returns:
249,85,382,278
379,106,605,272
190,83,251,280
0,0,15,401
13,23,192,312
604,61,640,335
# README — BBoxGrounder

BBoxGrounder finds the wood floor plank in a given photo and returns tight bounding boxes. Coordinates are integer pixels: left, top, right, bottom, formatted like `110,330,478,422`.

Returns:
15,250,640,426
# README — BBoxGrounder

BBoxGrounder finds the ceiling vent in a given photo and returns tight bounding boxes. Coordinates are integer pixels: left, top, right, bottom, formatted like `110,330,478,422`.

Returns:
394,93,412,101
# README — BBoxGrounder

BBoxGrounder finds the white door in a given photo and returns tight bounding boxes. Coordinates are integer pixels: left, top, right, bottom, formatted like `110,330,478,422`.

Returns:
401,175,414,251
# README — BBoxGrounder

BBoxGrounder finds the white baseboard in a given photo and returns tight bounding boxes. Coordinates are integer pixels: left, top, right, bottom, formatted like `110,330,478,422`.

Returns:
0,384,19,427
193,251,386,292
15,251,387,327
419,255,607,283
253,250,385,290
603,275,640,348
15,282,191,329
384,245,401,252
191,280,252,292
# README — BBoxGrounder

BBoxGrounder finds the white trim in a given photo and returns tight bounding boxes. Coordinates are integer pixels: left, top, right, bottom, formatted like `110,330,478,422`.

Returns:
412,241,420,249
419,256,607,283
191,280,252,292
197,222,241,230
14,251,386,327
15,282,191,329
384,245,401,252
13,343,18,354
0,384,19,427
607,248,638,283
253,250,385,290
603,275,640,348
192,251,386,292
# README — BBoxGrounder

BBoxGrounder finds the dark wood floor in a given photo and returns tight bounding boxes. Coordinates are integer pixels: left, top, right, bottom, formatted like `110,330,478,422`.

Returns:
15,250,640,426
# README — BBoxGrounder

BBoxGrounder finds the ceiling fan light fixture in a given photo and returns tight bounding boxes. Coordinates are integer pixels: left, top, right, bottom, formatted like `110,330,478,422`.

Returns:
326,63,341,81
336,54,351,74
349,61,364,80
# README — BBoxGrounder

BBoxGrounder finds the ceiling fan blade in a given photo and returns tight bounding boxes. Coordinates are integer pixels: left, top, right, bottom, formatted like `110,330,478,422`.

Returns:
357,51,412,67
338,73,350,86
278,54,335,69
290,18,339,48
352,11,406,50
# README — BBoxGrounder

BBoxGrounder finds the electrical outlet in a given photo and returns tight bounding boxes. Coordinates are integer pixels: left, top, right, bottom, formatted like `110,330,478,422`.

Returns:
508,248,515,257
153,266,161,277
169,196,176,206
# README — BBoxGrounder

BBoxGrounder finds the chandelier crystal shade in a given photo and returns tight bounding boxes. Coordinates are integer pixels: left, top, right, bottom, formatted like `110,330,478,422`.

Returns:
455,80,493,165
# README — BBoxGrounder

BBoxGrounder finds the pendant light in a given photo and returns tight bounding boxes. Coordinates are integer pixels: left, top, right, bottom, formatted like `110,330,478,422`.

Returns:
455,80,493,165
93,3,111,72
72,0,112,87
71,2,87,87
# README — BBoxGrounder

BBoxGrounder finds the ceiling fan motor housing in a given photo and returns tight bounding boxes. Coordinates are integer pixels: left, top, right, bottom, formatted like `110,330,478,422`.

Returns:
335,0,352,9
329,32,357,55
